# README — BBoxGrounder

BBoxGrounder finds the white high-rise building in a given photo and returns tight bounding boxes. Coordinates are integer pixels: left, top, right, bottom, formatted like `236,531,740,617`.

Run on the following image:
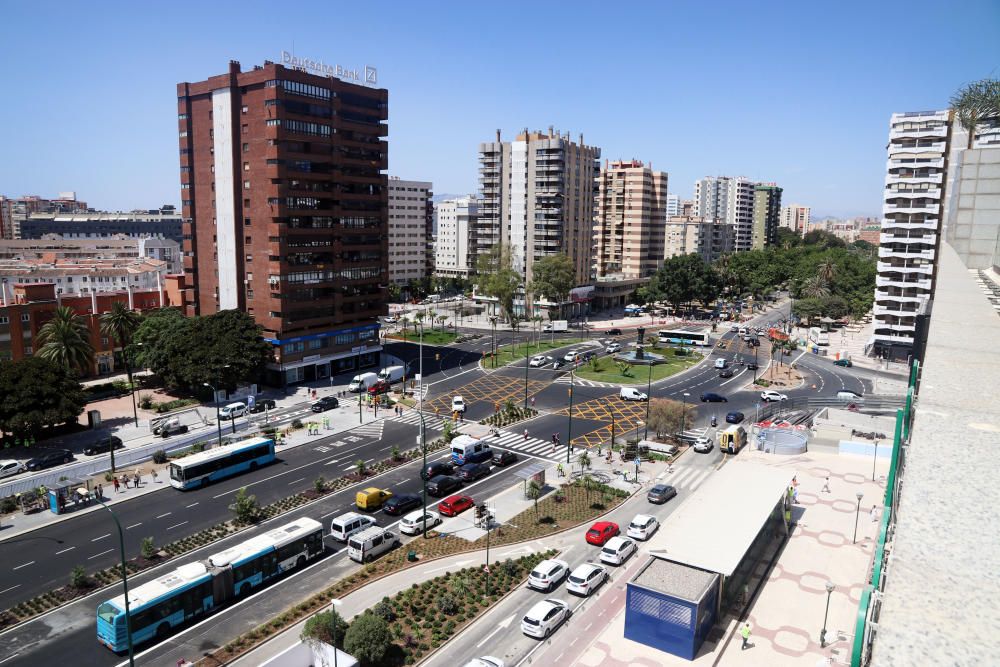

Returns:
779,204,811,234
388,178,433,287
873,109,952,361
694,176,755,251
434,196,477,279
666,194,681,217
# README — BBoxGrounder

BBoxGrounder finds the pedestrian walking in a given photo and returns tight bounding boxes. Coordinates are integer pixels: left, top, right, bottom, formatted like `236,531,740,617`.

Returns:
822,476,831,493
121,473,130,489
870,504,879,523
792,486,798,504
97,483,103,499
523,428,529,440
530,396,536,408
740,622,752,650
112,477,120,493
133,472,141,488
152,469,159,483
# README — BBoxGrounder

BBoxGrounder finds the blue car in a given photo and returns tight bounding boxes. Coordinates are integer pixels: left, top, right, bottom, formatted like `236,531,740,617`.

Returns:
726,411,745,424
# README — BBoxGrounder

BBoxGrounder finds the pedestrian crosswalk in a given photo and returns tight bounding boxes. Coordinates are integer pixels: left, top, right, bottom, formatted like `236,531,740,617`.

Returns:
352,420,385,438
656,466,711,492
553,374,614,388
486,430,568,462
391,411,446,432
676,427,708,442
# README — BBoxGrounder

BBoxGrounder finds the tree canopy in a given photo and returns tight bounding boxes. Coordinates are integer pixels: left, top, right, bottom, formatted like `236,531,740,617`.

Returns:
475,243,522,323
0,357,86,439
529,253,575,317
343,612,393,666
36,306,94,375
639,253,720,313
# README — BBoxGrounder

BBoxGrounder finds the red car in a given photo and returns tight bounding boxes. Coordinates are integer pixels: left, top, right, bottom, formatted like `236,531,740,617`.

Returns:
586,521,620,546
367,380,391,395
438,494,474,517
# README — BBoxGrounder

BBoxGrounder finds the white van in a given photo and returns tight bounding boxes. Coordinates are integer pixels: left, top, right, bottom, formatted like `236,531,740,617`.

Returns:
329,512,377,542
347,372,379,393
219,402,247,419
377,365,405,384
619,387,648,401
450,434,493,465
714,358,728,369
347,526,399,563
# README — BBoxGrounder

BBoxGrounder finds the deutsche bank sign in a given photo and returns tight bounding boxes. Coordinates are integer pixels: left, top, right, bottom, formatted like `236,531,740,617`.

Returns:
280,51,377,85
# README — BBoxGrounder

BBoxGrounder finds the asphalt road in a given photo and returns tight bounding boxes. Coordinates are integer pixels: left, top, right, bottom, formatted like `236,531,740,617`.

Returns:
0,437,539,667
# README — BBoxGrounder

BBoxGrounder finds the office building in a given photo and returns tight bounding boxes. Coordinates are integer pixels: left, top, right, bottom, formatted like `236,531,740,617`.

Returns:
872,109,952,361
664,215,733,263
434,196,477,279
387,178,433,288
751,183,782,249
177,59,388,386
666,194,681,217
476,127,600,311
694,176,756,251
779,204,810,235
19,206,183,243
594,160,668,279
0,193,89,239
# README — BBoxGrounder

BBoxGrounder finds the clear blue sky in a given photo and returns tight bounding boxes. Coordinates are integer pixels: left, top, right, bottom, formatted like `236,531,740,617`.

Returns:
2,0,998,217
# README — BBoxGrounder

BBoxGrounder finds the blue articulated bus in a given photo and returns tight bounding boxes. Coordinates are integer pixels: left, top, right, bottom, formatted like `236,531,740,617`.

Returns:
168,436,276,490
97,517,324,652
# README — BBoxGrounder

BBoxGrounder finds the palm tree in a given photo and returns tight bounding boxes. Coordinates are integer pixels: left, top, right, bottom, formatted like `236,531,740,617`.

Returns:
100,302,141,384
816,260,837,287
436,314,448,331
951,78,1000,149
800,275,830,299
36,306,94,375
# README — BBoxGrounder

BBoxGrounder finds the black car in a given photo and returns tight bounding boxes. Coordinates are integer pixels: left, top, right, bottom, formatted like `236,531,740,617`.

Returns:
748,338,760,347
700,392,728,402
718,368,734,378
26,448,73,471
421,460,454,481
426,474,462,497
311,396,339,412
464,449,494,465
492,450,518,467
747,361,759,370
161,422,190,438
383,493,422,516
647,484,678,504
726,411,746,424
606,328,623,336
456,463,490,482
248,398,276,414
83,436,124,456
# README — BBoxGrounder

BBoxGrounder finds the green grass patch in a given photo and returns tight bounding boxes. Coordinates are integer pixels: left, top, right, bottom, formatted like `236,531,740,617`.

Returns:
392,329,458,345
488,337,588,367
574,354,701,384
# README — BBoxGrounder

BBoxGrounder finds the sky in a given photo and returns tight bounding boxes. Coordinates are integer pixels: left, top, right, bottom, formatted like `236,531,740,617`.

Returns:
2,0,999,218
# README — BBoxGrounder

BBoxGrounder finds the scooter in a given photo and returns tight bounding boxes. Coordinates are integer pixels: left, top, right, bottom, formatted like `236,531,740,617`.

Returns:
711,415,718,427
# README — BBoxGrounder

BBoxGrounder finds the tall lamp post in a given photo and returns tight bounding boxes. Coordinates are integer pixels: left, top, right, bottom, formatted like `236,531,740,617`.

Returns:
203,382,222,448
489,315,498,368
852,491,864,544
565,369,575,464
523,332,530,410
681,392,691,434
96,497,135,667
819,581,835,647
872,440,879,481
415,321,431,539
123,344,139,428
330,598,343,667
606,399,616,454
643,362,653,440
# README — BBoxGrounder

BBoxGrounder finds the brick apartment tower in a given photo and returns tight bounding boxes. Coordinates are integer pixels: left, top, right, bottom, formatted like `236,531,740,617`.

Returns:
594,159,668,279
177,60,389,386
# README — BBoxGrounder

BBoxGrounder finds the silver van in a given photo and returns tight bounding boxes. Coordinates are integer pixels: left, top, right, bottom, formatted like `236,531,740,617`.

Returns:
219,402,247,419
377,365,405,384
347,526,399,563
347,372,379,393
329,512,377,542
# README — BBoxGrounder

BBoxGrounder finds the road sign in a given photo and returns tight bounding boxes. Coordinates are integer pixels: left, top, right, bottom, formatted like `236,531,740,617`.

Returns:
634,457,641,466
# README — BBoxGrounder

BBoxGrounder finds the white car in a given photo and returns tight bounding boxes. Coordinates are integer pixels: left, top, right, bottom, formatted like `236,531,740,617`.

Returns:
383,316,398,324
627,514,659,541
566,562,608,597
760,390,788,402
400,510,441,535
563,350,581,363
521,598,569,639
600,536,637,566
529,355,550,368
463,658,505,667
0,459,25,479
620,387,648,401
452,396,466,413
693,436,713,453
606,342,622,354
527,558,569,592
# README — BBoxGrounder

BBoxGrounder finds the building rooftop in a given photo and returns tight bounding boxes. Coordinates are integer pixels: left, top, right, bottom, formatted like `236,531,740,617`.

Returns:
646,461,791,577
631,556,717,602
869,243,1000,665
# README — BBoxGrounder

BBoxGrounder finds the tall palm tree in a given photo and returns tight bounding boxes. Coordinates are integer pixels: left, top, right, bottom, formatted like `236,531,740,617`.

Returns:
800,275,830,299
817,260,837,286
36,306,94,375
100,302,141,384
951,78,1000,149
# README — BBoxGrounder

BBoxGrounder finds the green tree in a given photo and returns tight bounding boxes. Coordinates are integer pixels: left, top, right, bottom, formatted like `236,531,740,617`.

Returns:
643,254,718,316
529,253,575,320
792,297,824,326
70,565,91,589
527,480,542,514
36,306,94,374
475,243,522,324
577,451,591,471
100,302,141,384
130,308,192,387
799,275,830,299
301,608,349,649
0,357,86,440
343,612,393,666
951,78,1000,149
644,398,696,439
140,537,157,560
230,487,261,524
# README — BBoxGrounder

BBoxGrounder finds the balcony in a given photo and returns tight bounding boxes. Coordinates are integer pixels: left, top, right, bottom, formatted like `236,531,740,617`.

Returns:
880,218,939,231
876,276,932,290
873,304,919,317
889,141,947,154
885,188,941,199
889,157,944,169
886,172,943,185
879,232,936,245
872,331,916,344
879,247,935,261
888,125,948,140
877,261,933,275
882,203,940,215
875,290,925,303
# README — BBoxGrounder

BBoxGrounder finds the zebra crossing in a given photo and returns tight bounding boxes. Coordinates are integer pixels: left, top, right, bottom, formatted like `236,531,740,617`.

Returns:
656,465,712,492
351,420,385,438
390,411,447,432
676,427,708,442
553,374,615,388
487,430,568,462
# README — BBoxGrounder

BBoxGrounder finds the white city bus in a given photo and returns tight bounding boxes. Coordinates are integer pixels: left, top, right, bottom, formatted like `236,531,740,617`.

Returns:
657,327,710,346
808,327,829,346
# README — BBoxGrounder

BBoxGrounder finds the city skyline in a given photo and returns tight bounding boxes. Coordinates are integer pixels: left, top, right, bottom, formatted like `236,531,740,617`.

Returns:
1,1,998,217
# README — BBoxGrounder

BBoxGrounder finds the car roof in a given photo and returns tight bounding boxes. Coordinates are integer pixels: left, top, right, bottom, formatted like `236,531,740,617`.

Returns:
572,562,603,575
591,521,616,529
605,536,630,548
525,598,562,617
442,494,467,503
651,484,673,492
632,514,654,523
402,509,437,521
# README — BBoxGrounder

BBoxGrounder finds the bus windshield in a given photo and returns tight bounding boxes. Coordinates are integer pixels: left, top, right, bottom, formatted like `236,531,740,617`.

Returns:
97,602,119,623
169,463,183,482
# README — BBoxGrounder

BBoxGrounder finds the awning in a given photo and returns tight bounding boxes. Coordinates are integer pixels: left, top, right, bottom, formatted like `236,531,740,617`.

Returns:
513,462,547,480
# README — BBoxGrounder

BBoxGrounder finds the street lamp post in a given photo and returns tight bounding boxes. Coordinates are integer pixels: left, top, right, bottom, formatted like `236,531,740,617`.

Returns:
415,321,431,539
643,363,653,440
489,315,498,368
523,332,530,410
123,347,139,428
96,497,135,667
634,420,643,444
203,382,222,448
330,598,343,667
607,399,616,455
820,581,835,648
852,491,864,544
872,440,879,481
566,369,575,464
681,392,691,434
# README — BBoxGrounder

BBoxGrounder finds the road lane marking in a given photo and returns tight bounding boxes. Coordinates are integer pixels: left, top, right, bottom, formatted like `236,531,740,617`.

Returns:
287,477,306,486
186,502,199,508
167,521,189,531
126,523,142,530
92,533,111,542
155,512,172,519
88,549,113,560
55,546,76,555
0,584,20,596
12,561,35,571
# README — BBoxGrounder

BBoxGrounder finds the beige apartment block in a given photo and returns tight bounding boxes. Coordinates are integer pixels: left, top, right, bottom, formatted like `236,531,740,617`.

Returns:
594,159,668,279
388,178,433,286
664,215,732,263
779,203,811,234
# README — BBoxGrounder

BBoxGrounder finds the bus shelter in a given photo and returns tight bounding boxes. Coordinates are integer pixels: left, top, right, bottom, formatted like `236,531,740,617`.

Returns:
625,462,792,659
47,476,95,515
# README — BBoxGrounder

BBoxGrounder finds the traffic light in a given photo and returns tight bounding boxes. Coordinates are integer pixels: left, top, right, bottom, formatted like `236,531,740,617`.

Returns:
435,353,440,361
476,504,487,520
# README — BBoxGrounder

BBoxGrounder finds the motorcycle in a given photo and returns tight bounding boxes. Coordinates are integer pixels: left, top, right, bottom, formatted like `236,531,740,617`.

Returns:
711,415,718,427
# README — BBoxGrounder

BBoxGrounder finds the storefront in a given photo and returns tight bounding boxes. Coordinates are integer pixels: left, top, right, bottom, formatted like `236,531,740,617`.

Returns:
265,324,381,387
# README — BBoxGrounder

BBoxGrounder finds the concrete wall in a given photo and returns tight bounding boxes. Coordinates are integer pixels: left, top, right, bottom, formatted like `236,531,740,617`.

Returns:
259,640,358,667
946,146,1000,269
812,408,895,433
